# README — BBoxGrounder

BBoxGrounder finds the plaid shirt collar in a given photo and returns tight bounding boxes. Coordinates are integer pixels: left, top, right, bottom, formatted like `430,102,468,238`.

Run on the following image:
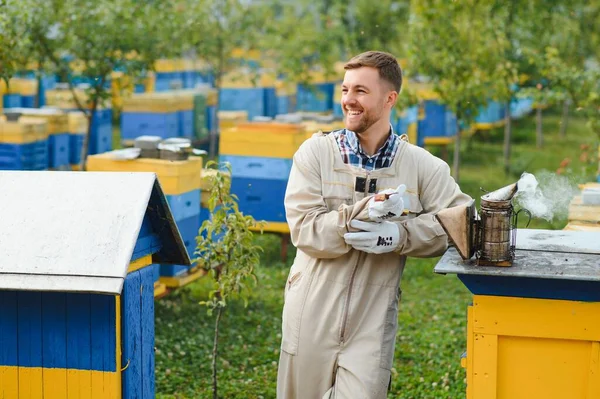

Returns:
334,124,399,171
345,124,396,160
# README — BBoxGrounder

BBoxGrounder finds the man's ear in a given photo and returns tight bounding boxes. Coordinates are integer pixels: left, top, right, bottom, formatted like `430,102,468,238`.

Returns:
387,91,398,108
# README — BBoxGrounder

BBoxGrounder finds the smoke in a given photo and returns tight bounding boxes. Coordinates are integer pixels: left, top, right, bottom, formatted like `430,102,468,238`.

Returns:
513,171,580,222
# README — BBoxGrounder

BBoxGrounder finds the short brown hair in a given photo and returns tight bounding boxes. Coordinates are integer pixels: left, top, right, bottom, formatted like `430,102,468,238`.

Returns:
344,51,402,92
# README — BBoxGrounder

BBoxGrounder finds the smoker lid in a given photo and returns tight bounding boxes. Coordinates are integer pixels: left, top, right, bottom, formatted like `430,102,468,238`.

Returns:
434,229,600,282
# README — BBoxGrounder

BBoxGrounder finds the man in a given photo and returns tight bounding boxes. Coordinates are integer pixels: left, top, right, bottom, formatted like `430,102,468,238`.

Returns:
277,51,472,398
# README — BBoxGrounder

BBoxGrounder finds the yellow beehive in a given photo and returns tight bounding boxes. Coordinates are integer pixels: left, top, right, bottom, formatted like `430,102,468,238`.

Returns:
154,59,175,73
9,109,69,135
121,93,180,113
217,111,248,131
9,78,38,96
45,88,111,110
86,153,203,195
0,117,49,144
68,112,88,135
464,295,600,399
219,122,306,158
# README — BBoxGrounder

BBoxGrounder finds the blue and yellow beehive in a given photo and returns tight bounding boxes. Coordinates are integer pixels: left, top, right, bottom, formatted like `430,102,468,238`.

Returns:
4,107,72,169
44,88,113,156
0,170,190,398
0,116,49,170
1,78,23,109
219,121,307,233
296,70,337,113
434,229,600,399
86,152,205,287
219,70,278,120
66,111,88,167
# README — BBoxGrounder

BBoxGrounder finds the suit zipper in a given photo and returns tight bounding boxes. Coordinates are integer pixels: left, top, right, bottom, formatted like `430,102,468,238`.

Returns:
340,170,371,344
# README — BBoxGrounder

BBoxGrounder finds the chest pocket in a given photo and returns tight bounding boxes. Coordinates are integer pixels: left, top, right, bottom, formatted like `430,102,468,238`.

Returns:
403,191,424,218
321,180,355,211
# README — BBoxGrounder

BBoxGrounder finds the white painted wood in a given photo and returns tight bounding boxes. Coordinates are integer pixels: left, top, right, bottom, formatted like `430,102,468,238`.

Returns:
516,228,600,255
0,171,187,294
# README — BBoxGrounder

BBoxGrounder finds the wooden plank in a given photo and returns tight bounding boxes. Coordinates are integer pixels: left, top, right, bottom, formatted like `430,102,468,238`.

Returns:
42,292,67,397
141,266,156,398
0,291,19,398
67,293,92,399
472,334,498,399
473,295,600,342
590,342,600,399
466,305,474,399
516,229,600,254
122,271,142,399
115,296,122,399
153,283,169,299
434,247,600,282
160,267,206,288
17,291,43,398
128,255,153,273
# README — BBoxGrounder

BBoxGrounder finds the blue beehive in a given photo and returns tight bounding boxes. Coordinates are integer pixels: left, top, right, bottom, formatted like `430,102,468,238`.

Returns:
219,155,291,223
121,94,179,143
474,100,506,129
0,171,190,398
296,82,335,113
416,100,458,147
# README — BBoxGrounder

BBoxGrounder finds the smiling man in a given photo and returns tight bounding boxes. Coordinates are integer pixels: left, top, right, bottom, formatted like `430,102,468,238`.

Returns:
276,51,472,398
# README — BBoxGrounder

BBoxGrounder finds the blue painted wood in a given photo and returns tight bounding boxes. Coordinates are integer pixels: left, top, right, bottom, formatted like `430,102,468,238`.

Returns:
219,155,293,181
3,94,22,108
67,108,112,155
48,133,71,168
66,293,92,371
165,190,201,222
41,292,67,369
122,271,142,399
296,83,334,112
131,235,162,262
69,134,85,164
458,274,600,302
140,266,155,398
17,291,42,368
178,110,194,138
159,215,200,277
121,112,178,140
230,177,288,222
21,95,36,108
90,294,116,372
0,291,18,366
0,141,48,170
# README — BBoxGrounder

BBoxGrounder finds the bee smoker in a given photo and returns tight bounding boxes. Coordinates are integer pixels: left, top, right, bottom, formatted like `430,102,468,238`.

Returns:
435,182,531,267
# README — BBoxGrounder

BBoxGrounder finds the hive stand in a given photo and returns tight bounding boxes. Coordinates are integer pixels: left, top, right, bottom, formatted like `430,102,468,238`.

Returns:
0,171,190,398
434,228,600,399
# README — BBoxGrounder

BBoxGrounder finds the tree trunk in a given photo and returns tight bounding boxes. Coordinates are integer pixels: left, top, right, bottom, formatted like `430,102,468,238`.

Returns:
79,107,95,171
452,119,461,182
560,99,570,139
212,305,224,399
536,106,543,149
503,101,512,175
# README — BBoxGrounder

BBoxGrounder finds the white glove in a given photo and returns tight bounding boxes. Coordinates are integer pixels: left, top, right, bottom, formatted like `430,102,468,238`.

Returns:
368,184,407,222
343,220,402,254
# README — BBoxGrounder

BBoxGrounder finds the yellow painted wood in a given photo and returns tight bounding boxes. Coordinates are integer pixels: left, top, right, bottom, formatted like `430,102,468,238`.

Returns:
87,154,202,195
249,221,290,234
90,370,105,397
466,305,474,399
1,366,19,398
128,255,153,273
67,368,82,398
219,123,306,158
160,267,206,288
563,221,600,232
466,295,600,399
473,333,498,399
42,367,68,398
77,369,92,399
0,117,49,144
18,366,43,398
589,342,600,398
473,295,600,342
154,282,168,298
423,137,454,145
496,336,590,399
67,112,87,135
407,123,417,145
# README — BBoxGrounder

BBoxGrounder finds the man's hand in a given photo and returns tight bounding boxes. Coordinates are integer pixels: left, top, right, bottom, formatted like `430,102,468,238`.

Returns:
343,220,402,254
368,184,406,222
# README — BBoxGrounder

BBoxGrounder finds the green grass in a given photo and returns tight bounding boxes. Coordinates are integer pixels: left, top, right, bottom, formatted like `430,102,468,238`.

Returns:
155,109,598,398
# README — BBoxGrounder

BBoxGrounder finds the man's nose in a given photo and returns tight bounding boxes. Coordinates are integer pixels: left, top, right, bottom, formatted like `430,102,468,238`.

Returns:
342,92,357,107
